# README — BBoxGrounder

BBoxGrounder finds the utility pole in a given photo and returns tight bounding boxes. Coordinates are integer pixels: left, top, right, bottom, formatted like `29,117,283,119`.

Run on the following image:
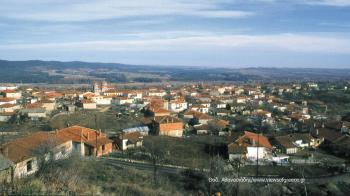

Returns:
95,130,98,157
256,117,262,177
256,132,259,176
94,114,98,156
94,113,98,130
302,167,308,196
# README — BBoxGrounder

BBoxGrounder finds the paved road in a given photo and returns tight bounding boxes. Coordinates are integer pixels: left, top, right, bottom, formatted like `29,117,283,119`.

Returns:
101,158,185,174
50,111,69,120
99,106,111,113
306,172,350,184
101,157,350,184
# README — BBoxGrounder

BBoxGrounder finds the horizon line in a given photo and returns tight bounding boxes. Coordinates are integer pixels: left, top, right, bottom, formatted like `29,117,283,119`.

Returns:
1,58,350,70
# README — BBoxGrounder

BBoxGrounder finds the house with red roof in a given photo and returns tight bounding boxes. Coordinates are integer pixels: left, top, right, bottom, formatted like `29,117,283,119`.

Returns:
0,103,20,113
228,131,272,162
274,133,322,154
114,96,134,105
0,89,22,99
0,104,20,122
117,132,144,151
55,125,113,157
0,131,73,178
147,89,166,97
0,125,113,179
190,104,209,114
153,116,184,137
167,98,188,113
80,99,97,110
20,103,47,120
150,107,171,117
0,97,16,106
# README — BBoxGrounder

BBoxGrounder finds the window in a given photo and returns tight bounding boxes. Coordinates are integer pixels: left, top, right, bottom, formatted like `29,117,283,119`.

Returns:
73,142,79,151
61,146,66,154
102,145,105,151
26,160,32,172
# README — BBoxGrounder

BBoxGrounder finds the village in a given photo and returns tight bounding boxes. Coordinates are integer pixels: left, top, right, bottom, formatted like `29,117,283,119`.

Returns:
1,80,350,194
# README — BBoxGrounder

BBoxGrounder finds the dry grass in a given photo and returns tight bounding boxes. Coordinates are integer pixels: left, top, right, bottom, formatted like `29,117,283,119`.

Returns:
144,135,226,169
12,156,184,195
49,110,142,133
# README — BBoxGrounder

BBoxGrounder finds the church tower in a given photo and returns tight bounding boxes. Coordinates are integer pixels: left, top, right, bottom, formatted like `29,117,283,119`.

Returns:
101,81,108,92
93,81,101,94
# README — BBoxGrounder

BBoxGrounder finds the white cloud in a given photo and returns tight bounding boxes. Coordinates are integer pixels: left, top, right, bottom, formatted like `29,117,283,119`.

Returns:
304,0,350,6
1,33,349,54
0,0,253,22
233,0,350,7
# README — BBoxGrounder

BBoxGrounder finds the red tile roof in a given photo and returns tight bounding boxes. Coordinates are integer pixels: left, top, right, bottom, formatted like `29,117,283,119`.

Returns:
81,99,94,104
228,143,246,154
1,132,70,163
0,103,17,108
56,125,112,146
151,107,170,114
311,128,343,142
120,132,143,144
24,102,43,109
0,112,16,116
275,133,312,149
1,90,18,93
45,92,63,99
154,116,182,124
0,98,16,102
236,131,272,149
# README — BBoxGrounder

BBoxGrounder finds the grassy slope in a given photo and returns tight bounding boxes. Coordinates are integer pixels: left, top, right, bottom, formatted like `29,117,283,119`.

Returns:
11,156,184,196
144,135,226,169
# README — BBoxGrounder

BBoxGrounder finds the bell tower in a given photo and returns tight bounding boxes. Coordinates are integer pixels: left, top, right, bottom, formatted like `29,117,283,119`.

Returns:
93,81,101,94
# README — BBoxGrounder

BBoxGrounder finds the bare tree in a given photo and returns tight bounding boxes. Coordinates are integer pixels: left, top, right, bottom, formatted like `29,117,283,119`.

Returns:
31,137,58,172
208,121,221,135
143,138,166,185
208,155,237,195
229,156,243,196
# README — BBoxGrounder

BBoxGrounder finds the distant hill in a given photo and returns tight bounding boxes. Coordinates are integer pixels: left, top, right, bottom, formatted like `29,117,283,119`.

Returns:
0,59,349,84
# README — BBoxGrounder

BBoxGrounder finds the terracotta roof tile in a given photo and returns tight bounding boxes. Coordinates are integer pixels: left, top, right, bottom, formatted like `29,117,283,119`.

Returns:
0,98,16,102
120,132,143,144
1,132,70,163
56,126,112,146
154,116,182,124
0,103,17,108
275,133,312,149
236,131,272,149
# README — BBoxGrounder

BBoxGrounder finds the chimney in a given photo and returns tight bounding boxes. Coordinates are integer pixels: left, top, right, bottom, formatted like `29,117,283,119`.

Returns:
55,129,58,135
87,132,90,140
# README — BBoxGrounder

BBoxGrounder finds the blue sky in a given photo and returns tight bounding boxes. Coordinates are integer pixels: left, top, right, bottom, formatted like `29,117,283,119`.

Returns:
0,0,350,68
